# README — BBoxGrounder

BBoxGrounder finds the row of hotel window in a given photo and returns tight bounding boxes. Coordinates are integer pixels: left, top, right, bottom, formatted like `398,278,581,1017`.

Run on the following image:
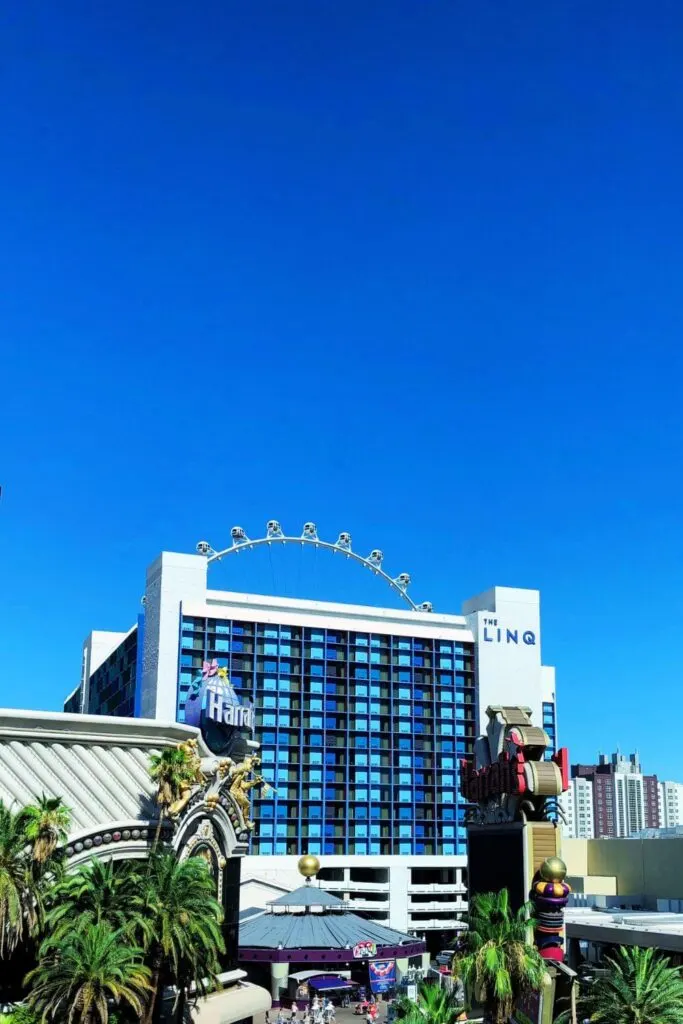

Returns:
254,843,464,855
179,671,472,693
181,620,467,647
257,823,465,838
183,638,467,668
258,746,461,767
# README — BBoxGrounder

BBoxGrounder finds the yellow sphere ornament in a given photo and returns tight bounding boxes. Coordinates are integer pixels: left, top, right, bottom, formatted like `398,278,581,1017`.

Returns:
540,856,567,882
298,854,321,879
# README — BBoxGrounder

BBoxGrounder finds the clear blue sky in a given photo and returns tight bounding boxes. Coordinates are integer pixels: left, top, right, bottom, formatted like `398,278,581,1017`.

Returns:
2,2,683,778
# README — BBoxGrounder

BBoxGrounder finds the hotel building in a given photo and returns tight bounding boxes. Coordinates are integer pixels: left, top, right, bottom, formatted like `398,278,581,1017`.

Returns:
64,536,556,928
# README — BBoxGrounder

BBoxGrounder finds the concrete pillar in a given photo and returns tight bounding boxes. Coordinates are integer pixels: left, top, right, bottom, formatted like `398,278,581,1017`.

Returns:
421,952,431,975
271,962,289,1007
396,957,409,982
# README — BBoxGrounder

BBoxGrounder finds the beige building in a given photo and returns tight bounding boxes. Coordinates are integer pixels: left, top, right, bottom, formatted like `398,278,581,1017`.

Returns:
562,836,683,961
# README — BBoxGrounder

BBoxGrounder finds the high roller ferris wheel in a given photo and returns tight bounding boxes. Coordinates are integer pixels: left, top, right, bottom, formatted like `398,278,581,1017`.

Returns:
195,520,433,613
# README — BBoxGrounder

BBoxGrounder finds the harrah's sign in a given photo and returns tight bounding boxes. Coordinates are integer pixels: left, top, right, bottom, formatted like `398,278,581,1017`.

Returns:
205,686,254,730
459,746,569,804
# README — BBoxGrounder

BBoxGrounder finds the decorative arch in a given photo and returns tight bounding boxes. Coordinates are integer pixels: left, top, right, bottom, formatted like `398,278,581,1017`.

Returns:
196,520,432,612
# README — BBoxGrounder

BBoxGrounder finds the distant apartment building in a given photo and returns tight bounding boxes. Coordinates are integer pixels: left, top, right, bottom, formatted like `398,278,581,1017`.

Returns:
560,776,595,838
571,752,659,838
659,781,683,828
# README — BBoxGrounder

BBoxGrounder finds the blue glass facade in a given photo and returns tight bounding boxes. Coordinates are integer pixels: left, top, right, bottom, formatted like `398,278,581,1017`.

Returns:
542,700,556,759
177,615,476,856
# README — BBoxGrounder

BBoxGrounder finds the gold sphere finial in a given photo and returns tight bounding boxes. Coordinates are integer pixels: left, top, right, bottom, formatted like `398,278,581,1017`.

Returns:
540,856,567,882
298,854,320,879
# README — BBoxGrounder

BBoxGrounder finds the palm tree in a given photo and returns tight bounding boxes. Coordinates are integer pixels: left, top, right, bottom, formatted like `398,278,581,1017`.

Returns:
17,796,70,866
455,889,547,1024
0,801,41,958
577,946,683,1024
26,921,151,1024
148,748,197,848
130,852,224,1024
45,858,141,942
396,981,464,1024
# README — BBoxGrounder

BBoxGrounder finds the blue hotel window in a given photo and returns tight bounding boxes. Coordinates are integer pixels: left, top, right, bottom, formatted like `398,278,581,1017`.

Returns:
264,660,277,672
263,714,276,727
310,716,322,728
399,789,411,802
356,736,368,748
399,825,411,838
397,640,410,650
355,825,368,838
311,664,324,676
413,655,423,667
354,719,368,731
355,668,368,680
399,721,410,733
398,670,411,682
399,806,411,819
356,702,368,714
398,655,410,667
355,805,368,818
264,643,277,656
439,657,452,669
264,628,278,639
355,651,368,663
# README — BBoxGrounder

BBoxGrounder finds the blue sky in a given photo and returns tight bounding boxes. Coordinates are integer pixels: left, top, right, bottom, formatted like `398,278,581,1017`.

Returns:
2,1,683,778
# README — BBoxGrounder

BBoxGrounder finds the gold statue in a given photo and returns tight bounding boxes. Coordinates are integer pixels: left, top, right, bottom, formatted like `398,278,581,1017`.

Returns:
228,754,271,830
168,739,206,818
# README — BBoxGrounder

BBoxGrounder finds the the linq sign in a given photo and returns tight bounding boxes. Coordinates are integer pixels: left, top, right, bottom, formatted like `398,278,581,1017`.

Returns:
482,618,536,646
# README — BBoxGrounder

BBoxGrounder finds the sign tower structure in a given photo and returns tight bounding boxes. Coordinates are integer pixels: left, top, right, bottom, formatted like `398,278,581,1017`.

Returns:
460,705,574,1023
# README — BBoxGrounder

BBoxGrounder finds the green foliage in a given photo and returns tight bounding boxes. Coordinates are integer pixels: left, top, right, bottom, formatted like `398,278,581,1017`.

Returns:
148,748,196,813
17,797,70,867
454,889,546,1024
0,1006,40,1024
394,981,464,1024
45,859,140,942
577,946,683,1024
130,852,225,1024
0,794,64,954
26,922,151,1024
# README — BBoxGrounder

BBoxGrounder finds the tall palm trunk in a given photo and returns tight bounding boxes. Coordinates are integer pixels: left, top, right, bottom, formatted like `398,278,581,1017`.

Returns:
175,984,187,1024
143,966,162,1024
152,805,167,854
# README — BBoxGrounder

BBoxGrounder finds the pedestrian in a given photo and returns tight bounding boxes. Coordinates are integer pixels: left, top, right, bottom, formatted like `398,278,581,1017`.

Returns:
291,1001,299,1022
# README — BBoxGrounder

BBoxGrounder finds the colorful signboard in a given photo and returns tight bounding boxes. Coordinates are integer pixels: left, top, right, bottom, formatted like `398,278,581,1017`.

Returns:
184,660,254,755
353,941,377,959
368,960,396,993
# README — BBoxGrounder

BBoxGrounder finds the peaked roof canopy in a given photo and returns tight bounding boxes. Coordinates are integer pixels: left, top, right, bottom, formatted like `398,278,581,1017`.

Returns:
267,885,347,909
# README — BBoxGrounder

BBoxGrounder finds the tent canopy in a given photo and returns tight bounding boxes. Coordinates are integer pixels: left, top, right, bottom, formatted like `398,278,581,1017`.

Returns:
309,977,358,991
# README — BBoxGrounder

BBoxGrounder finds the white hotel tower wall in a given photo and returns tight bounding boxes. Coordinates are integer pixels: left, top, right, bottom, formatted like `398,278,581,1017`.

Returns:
137,553,555,736
77,552,556,935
